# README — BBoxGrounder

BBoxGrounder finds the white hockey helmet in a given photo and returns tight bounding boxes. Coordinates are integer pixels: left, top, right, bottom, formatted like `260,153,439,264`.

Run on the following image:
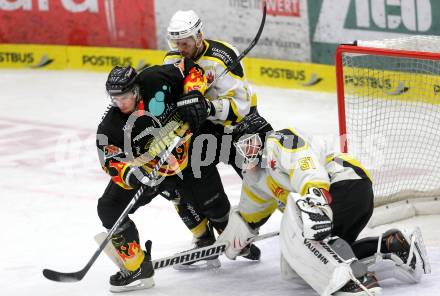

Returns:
167,10,203,50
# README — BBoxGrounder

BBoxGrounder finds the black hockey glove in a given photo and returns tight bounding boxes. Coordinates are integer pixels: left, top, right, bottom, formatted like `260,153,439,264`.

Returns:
177,90,214,132
124,165,154,189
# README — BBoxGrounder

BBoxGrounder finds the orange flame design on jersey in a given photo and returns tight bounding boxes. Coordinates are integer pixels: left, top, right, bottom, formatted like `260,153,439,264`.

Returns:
183,67,208,94
143,138,190,176
108,161,132,189
272,186,285,199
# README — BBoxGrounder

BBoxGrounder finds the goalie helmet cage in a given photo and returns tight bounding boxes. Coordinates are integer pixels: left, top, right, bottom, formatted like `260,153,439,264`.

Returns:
335,36,440,227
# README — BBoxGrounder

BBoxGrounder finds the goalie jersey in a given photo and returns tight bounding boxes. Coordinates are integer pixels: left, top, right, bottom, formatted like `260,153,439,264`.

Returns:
238,128,372,225
164,39,257,126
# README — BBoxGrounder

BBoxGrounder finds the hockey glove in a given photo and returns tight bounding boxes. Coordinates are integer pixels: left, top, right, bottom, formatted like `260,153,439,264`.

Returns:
177,90,213,132
296,187,333,241
123,166,154,188
216,207,258,260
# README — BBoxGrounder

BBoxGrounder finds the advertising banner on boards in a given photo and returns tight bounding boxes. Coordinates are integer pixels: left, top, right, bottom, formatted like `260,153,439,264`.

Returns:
308,0,440,64
155,0,311,62
0,0,157,49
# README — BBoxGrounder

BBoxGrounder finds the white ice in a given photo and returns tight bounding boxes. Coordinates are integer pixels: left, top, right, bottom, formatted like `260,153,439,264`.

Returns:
1,69,438,295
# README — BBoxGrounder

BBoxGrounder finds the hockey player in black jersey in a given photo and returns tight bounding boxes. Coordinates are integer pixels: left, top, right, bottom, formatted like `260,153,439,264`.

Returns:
162,10,264,265
96,61,232,292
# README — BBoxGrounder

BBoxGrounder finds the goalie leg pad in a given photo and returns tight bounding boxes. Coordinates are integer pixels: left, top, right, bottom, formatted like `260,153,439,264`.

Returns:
360,227,430,284
280,253,308,286
280,194,354,296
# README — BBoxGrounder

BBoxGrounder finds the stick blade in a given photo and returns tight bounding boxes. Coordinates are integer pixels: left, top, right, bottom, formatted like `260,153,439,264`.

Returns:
42,268,85,282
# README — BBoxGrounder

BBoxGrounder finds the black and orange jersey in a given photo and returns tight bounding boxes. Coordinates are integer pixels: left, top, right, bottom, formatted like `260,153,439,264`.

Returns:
97,63,202,189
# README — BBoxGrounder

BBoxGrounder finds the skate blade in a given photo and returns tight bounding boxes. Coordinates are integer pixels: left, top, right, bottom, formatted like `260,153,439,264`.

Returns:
173,258,221,271
109,277,155,293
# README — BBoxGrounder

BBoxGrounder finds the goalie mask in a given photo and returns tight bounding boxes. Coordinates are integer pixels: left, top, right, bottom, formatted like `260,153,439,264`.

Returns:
232,113,273,169
167,10,204,51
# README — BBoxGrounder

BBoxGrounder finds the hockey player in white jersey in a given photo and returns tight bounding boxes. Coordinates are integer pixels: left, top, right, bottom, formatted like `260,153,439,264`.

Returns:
164,10,256,129
161,9,264,266
217,113,430,296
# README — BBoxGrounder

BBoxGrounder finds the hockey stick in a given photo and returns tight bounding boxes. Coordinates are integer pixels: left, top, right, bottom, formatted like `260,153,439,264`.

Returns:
207,0,267,89
42,128,188,283
94,230,279,270
153,230,279,269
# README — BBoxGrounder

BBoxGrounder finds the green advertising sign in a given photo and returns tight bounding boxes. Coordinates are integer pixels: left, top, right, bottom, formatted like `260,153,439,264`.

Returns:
309,0,440,65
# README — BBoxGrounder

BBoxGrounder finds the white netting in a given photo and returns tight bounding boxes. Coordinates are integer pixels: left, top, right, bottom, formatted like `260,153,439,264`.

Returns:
356,35,440,53
339,36,440,211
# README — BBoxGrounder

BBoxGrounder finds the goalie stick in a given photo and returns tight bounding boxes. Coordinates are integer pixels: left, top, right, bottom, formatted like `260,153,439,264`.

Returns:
95,230,279,270
153,230,278,269
42,2,268,283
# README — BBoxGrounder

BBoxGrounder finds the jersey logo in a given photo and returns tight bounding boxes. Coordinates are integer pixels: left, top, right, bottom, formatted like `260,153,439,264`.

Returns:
269,159,277,170
266,176,288,205
148,85,170,116
104,145,123,160
206,71,215,84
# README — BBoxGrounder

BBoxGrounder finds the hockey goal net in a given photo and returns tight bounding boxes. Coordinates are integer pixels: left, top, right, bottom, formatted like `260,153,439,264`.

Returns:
335,36,440,226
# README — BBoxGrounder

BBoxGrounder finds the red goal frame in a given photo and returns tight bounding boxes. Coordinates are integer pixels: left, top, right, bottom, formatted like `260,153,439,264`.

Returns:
335,44,440,153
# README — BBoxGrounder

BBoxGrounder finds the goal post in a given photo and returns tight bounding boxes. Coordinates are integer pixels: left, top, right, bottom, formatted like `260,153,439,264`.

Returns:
335,36,440,227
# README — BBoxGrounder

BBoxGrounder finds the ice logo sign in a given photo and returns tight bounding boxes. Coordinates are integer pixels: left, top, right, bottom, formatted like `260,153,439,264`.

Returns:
148,85,170,116
313,0,435,45
352,0,432,32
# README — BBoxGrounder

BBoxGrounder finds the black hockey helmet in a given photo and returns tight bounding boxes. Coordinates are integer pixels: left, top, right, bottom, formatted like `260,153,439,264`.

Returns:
106,66,138,96
232,112,273,168
232,112,273,143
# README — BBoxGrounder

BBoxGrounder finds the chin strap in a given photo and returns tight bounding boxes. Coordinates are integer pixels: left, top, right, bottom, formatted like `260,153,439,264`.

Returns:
192,38,205,60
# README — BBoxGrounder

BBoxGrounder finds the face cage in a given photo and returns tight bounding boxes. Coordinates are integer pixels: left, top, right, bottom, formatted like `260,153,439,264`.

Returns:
234,133,263,169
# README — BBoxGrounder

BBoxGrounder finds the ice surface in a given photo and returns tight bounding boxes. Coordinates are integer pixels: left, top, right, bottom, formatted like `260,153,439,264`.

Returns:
1,69,438,295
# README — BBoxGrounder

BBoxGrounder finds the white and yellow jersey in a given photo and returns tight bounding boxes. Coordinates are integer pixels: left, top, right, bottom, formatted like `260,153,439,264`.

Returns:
238,128,372,225
163,39,257,126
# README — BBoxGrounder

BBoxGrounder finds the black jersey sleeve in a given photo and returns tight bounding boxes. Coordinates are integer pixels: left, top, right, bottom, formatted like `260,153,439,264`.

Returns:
96,109,135,189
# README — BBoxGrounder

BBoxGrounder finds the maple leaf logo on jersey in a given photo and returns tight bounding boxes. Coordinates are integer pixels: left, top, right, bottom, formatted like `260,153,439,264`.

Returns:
206,71,215,84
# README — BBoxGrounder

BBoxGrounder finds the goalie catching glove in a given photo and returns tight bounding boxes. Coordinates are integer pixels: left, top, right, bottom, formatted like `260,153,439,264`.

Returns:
176,90,214,132
296,187,333,241
216,207,258,260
